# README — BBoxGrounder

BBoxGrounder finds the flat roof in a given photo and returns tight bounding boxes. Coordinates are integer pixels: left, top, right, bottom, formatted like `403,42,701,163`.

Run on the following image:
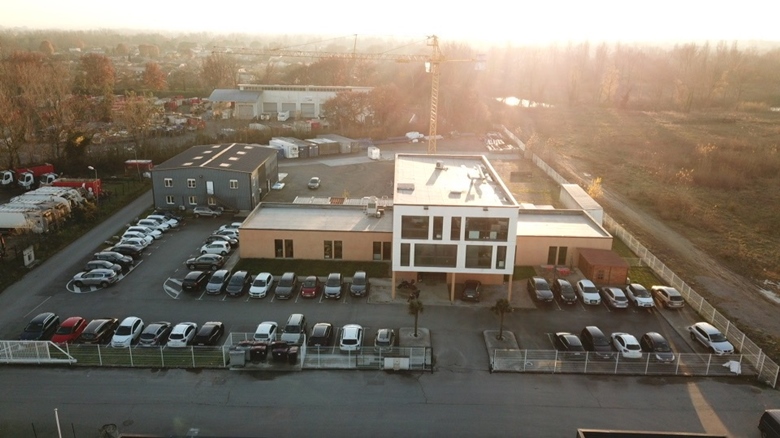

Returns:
155,143,276,173
516,210,611,238
243,203,393,233
393,154,518,207
208,89,261,103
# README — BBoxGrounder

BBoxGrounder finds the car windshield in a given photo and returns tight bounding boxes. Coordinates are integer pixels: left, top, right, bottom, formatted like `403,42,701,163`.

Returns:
670,295,684,301
304,279,316,287
169,333,183,340
25,323,43,332
594,338,610,347
80,333,95,340
615,296,627,302
342,338,357,345
285,325,300,333
253,278,267,287
140,333,154,340
55,326,73,334
327,278,340,286
627,344,641,351
209,274,226,283
583,286,597,294
633,287,650,297
279,278,293,287
353,277,365,286
536,281,550,290
115,326,131,336
229,276,244,286
710,333,728,342
561,284,574,294
655,342,671,352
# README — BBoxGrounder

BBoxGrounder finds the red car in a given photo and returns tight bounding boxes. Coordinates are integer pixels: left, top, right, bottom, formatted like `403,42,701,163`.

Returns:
300,276,321,298
51,316,87,344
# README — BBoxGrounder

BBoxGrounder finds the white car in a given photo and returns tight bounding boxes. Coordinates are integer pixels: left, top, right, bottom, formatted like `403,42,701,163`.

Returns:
193,206,223,218
111,316,144,348
147,214,179,228
119,236,150,249
137,218,170,232
575,279,601,305
219,222,242,231
624,283,655,308
126,226,162,240
167,322,198,348
689,322,735,355
611,332,642,359
213,229,239,240
339,324,363,352
121,232,154,246
200,241,230,255
143,216,174,231
249,272,273,298
253,321,278,344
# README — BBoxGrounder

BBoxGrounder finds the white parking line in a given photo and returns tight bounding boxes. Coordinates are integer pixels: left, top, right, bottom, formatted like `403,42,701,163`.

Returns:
23,296,52,317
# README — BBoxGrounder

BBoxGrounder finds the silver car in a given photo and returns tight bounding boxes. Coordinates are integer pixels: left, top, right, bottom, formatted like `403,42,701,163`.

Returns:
72,268,119,288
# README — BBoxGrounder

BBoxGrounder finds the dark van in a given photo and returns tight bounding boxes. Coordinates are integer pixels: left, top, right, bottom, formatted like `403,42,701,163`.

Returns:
759,409,780,438
580,326,614,359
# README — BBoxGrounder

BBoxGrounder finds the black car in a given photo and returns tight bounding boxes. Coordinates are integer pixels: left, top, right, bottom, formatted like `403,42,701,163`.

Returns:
138,321,172,347
185,254,225,271
349,271,369,297
20,312,60,340
461,279,482,302
205,269,231,295
552,279,577,304
554,332,586,359
274,272,298,299
527,277,554,302
193,321,225,346
307,322,334,348
640,332,676,363
182,270,210,292
77,318,120,344
84,259,123,274
93,251,134,269
109,243,144,258
225,271,251,297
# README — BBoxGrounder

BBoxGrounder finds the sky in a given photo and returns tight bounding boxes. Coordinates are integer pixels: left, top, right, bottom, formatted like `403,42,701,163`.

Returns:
2,0,779,45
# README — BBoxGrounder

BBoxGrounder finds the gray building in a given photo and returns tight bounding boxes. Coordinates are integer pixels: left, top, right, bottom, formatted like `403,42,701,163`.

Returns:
151,143,278,212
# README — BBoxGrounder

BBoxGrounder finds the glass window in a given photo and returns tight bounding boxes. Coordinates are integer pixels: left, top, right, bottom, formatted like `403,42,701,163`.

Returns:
400,243,410,266
334,241,342,259
432,216,443,240
382,242,391,260
275,239,284,258
188,196,197,205
414,244,457,267
324,241,333,259
229,179,238,189
187,178,196,188
373,242,382,261
165,195,174,205
547,247,557,265
465,217,509,241
164,178,173,187
496,246,507,269
466,245,493,268
450,217,461,240
557,247,568,265
284,239,294,258
401,216,429,239
207,197,216,206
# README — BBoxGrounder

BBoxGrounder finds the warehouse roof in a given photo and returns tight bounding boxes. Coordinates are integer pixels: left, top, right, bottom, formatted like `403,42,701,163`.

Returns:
154,143,276,173
516,209,611,238
208,89,261,103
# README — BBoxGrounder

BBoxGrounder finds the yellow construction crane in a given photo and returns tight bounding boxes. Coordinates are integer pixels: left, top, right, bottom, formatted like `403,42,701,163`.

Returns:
213,35,482,154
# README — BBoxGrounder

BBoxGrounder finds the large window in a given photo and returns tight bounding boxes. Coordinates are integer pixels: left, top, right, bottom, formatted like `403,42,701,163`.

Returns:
432,216,443,240
401,216,429,239
165,195,175,205
324,240,343,259
400,243,410,266
275,239,294,258
496,246,507,269
164,178,173,187
547,246,568,265
373,242,391,261
414,244,457,268
187,178,196,188
466,245,493,268
450,217,461,240
465,217,509,241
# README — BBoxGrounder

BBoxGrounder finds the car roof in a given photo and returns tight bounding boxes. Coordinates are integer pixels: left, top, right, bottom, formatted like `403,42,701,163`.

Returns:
643,332,666,342
579,279,596,287
119,316,141,325
694,322,719,333
61,316,84,325
172,322,195,332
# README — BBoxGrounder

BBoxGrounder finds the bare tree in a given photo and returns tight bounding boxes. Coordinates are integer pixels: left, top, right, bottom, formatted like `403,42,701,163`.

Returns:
115,91,159,158
201,53,238,89
407,298,424,337
491,299,513,341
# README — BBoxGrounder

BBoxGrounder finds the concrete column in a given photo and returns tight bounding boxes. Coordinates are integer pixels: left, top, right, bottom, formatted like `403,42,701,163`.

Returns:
507,273,513,301
391,271,396,300
450,272,456,302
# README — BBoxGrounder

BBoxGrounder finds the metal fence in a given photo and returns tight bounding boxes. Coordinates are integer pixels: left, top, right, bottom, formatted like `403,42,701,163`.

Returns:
501,125,780,388
491,349,756,377
304,346,431,371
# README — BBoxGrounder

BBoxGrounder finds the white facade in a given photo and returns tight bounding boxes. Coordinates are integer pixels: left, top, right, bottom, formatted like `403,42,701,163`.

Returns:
238,84,372,119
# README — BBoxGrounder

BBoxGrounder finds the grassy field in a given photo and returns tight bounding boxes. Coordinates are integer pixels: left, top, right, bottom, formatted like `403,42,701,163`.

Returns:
510,107,780,284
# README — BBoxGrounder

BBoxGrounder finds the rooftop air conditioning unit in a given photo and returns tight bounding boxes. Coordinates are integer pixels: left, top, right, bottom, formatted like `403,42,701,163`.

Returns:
435,161,445,170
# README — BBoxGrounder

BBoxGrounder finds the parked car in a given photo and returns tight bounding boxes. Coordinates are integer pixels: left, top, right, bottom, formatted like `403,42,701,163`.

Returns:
689,322,735,355
213,229,239,240
185,254,225,271
192,206,223,218
280,314,307,345
20,312,60,340
611,332,643,359
167,322,198,348
152,209,183,222
110,316,145,348
249,272,273,298
651,285,685,309
51,316,87,344
109,243,144,258
554,332,586,359
339,324,364,352
461,279,482,302
374,328,396,353
182,270,210,293
640,332,676,363
137,218,169,233
308,322,334,348
274,272,298,299
323,272,343,299
93,251,133,269
600,287,629,309
219,222,242,231
77,318,119,344
253,321,278,344
126,225,162,240
206,234,238,247
200,241,230,256
119,236,151,249
225,270,251,297
349,271,369,297
138,321,172,347
84,259,123,274
527,277,554,302
552,279,577,304
624,283,655,308
580,326,614,359
72,268,119,288
308,177,321,189
576,279,601,305
300,276,321,298
147,214,179,229
193,321,225,346
205,269,231,294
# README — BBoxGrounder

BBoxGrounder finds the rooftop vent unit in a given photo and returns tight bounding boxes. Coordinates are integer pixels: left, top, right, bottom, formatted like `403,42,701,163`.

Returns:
435,160,445,170
397,182,415,192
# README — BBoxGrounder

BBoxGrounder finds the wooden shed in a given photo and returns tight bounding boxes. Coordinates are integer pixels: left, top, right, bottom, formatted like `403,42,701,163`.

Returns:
577,248,629,285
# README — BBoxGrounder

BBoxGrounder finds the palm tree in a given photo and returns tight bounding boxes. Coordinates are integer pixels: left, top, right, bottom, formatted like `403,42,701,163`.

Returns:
491,298,513,341
408,298,424,337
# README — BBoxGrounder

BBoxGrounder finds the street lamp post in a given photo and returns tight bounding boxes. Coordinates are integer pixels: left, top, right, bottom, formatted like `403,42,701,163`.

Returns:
87,165,98,206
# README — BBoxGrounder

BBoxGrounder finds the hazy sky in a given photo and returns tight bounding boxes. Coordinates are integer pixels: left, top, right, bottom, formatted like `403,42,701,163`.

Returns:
2,0,778,45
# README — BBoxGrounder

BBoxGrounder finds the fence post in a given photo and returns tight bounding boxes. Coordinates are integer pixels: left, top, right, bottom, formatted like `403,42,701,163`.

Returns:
584,353,588,373
97,345,102,366
129,346,133,367
523,350,527,372
739,333,746,353
724,321,731,337
675,354,681,376
614,354,620,374
644,354,650,375
554,350,558,374
161,346,165,368
706,354,712,375
191,347,195,367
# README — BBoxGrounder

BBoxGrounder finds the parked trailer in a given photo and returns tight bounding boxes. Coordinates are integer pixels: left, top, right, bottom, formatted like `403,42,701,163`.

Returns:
0,206,53,233
46,178,102,197
32,187,87,206
10,194,72,216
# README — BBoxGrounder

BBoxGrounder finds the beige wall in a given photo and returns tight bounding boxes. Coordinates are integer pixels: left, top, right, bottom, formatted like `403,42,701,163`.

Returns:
239,229,392,260
514,236,613,267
